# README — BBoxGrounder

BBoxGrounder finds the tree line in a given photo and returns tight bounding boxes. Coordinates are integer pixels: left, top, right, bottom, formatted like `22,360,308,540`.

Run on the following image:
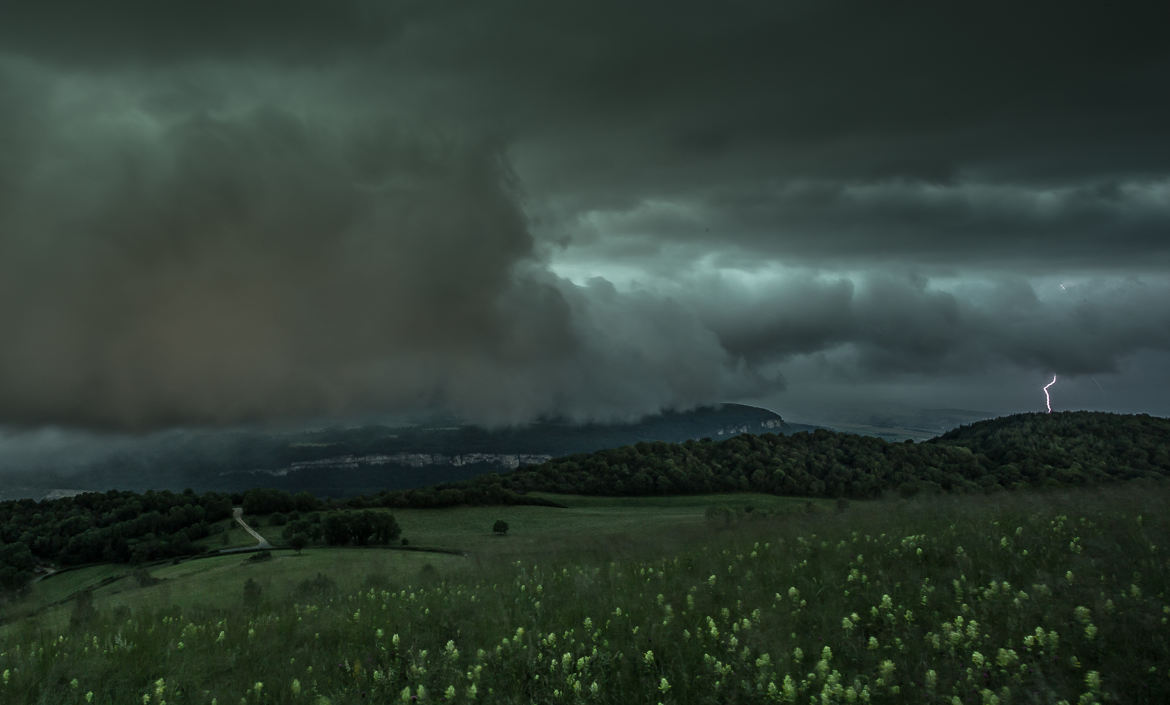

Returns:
3,411,1167,594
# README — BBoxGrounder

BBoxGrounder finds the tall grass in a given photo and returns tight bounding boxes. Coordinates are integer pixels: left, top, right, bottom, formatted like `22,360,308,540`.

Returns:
2,482,1168,704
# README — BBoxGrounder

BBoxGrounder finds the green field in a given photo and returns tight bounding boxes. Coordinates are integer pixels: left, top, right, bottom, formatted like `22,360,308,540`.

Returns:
1,485,1168,704
3,493,813,632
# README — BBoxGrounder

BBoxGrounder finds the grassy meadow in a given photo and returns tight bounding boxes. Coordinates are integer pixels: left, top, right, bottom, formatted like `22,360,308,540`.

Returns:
1,484,1168,704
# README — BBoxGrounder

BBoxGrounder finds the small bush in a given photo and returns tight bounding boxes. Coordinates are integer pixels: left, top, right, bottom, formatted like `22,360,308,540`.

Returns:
294,572,337,600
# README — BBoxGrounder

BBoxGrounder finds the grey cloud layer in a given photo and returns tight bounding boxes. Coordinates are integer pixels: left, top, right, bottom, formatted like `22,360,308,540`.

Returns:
550,179,1170,270
688,274,1170,377
1,1,1167,429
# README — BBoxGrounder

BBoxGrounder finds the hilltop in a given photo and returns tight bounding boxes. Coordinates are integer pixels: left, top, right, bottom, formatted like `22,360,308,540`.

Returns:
368,410,1170,506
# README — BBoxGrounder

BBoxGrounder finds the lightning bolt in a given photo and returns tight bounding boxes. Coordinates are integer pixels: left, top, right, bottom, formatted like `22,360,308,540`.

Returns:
1043,375,1057,413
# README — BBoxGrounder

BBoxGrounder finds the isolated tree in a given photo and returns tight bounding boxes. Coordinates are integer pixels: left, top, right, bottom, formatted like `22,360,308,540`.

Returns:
322,513,349,546
492,520,509,536
289,533,308,554
369,512,401,544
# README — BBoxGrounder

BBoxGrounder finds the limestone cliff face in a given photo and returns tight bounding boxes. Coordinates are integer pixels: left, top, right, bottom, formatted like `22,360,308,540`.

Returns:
277,416,786,475
283,452,553,474
713,418,785,436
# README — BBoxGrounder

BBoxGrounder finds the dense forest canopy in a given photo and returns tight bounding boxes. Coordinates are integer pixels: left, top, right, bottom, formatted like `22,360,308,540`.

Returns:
362,411,1169,508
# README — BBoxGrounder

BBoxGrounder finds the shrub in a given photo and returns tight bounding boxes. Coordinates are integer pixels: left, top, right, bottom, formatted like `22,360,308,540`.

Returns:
293,573,337,600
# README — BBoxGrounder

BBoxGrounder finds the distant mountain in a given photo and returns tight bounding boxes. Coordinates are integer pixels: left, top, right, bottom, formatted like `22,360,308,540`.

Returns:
0,404,804,498
799,407,997,441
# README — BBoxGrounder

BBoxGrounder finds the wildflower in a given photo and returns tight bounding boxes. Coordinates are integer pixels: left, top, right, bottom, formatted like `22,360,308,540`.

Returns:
658,677,671,693
879,660,895,679
291,679,302,696
972,651,985,667
644,649,655,665
86,693,94,703
589,682,599,695
400,686,411,701
783,675,797,701
925,670,937,690
1085,671,1101,692
446,686,456,700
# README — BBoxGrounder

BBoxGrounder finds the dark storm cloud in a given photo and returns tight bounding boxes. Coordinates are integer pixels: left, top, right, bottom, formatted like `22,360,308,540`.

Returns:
688,273,1170,379
0,55,759,430
555,179,1170,269
0,61,550,428
0,0,411,66
1,0,1167,431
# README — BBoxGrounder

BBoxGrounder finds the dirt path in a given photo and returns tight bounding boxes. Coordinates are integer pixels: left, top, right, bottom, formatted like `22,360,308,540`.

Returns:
232,507,272,549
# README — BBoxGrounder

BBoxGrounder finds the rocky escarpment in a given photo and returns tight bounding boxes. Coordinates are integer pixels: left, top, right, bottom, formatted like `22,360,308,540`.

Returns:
250,452,554,477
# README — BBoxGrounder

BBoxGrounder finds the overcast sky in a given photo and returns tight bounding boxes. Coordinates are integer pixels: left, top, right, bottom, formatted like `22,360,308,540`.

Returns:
1,0,1168,435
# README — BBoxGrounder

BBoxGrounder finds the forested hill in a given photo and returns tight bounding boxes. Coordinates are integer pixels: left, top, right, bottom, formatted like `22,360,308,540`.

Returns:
933,411,1170,471
368,411,1170,506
